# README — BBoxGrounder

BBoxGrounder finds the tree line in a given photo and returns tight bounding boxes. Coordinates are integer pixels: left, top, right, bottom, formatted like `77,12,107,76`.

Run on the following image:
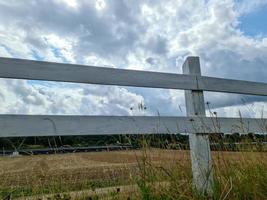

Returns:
0,132,266,151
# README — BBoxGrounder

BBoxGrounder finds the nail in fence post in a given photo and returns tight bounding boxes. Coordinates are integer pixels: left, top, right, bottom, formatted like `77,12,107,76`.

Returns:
182,57,213,194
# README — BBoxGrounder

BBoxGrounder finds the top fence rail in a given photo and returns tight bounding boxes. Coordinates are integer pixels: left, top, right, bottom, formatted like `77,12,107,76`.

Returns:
1,57,267,96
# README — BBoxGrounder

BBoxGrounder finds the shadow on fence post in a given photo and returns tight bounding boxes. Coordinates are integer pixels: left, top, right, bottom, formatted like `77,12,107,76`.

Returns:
182,57,213,195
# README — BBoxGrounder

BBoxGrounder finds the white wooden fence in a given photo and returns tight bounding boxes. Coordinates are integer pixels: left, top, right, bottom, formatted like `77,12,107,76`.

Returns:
0,56,266,194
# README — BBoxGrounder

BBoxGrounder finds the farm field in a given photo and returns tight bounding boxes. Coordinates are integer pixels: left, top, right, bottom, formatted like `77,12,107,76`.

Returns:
0,149,266,200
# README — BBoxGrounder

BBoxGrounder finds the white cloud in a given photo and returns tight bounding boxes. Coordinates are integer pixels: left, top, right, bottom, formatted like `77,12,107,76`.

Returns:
0,45,12,57
55,0,79,9
0,78,145,116
235,0,267,15
95,0,106,11
83,53,114,67
43,34,77,63
0,0,267,118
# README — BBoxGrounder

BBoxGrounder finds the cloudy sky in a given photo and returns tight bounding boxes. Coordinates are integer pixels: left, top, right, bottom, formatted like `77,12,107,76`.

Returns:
0,0,267,118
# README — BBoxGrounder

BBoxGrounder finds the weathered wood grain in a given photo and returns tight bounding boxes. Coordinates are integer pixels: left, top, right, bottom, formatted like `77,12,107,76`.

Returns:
183,57,213,193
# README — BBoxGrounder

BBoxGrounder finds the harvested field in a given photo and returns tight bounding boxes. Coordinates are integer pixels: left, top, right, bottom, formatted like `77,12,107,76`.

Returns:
0,149,266,199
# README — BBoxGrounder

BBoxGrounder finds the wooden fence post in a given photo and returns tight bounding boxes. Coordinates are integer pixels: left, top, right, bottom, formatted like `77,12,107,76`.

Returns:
182,57,213,194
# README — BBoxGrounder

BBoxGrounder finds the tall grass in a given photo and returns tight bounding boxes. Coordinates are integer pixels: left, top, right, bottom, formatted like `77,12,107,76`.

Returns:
0,137,266,199
134,145,267,199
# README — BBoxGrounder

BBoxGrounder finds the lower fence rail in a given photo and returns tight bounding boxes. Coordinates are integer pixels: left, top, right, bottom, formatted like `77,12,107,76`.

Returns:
0,115,266,137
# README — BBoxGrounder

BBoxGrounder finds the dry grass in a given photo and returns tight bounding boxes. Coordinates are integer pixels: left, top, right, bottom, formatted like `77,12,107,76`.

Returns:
0,149,266,199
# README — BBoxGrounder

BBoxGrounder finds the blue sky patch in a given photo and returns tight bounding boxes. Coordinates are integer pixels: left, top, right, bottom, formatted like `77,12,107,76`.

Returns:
0,44,15,57
238,5,267,37
31,50,45,61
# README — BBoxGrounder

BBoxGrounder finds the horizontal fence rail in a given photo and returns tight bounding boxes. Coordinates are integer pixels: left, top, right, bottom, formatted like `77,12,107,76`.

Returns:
0,57,198,90
0,115,266,137
1,57,267,96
